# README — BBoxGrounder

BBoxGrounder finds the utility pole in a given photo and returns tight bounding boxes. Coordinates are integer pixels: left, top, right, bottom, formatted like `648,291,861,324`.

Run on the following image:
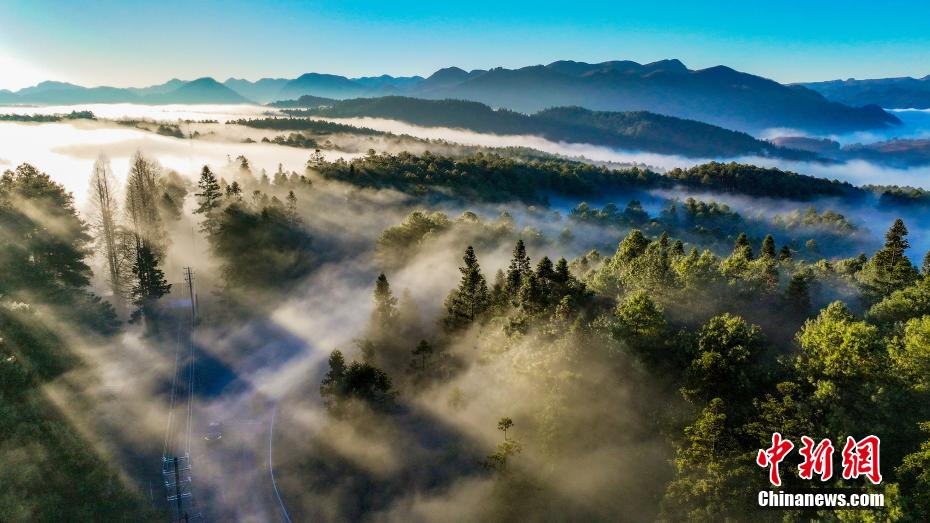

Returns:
183,267,196,325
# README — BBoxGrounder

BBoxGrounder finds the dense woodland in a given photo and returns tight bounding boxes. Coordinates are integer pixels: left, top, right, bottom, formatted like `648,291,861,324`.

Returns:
2,147,929,521
284,96,818,159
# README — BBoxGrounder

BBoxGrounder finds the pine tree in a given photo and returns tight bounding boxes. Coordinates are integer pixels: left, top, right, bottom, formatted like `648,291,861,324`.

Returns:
761,234,776,259
923,250,930,276
504,239,531,298
225,181,242,199
732,232,753,260
286,190,298,223
554,258,570,284
129,243,171,324
320,350,347,411
407,340,436,385
194,165,222,235
778,245,792,261
784,272,811,316
859,219,919,299
518,272,545,313
371,273,398,331
881,218,910,270
444,246,490,330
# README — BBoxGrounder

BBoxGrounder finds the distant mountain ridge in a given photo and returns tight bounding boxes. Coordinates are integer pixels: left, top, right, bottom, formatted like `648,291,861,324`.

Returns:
287,95,818,160
799,75,930,109
1,59,901,133
0,77,249,105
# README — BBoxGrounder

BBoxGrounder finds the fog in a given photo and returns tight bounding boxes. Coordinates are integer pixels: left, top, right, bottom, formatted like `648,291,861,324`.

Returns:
0,119,360,207
4,103,929,521
317,116,930,189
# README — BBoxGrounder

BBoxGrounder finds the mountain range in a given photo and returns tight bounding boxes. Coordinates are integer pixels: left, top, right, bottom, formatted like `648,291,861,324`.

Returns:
0,59,902,133
800,76,930,109
0,77,248,105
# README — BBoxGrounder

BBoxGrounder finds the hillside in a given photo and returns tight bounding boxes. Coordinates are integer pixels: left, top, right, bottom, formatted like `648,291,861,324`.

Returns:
291,96,816,159
144,77,250,104
267,94,337,108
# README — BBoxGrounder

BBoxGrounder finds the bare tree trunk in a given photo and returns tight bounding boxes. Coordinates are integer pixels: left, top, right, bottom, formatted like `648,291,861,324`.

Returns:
125,150,165,255
89,155,126,313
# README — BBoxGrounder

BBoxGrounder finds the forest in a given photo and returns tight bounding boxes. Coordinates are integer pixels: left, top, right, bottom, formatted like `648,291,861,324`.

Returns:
2,145,929,522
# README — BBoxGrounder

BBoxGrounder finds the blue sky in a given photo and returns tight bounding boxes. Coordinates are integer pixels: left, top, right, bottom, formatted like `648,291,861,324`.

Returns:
1,0,928,90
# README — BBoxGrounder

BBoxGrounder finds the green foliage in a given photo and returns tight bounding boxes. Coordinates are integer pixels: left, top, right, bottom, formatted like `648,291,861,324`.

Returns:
667,161,861,200
857,219,920,302
209,201,313,294
443,246,491,330
684,314,767,409
0,164,117,333
371,273,398,334
889,316,930,391
867,277,930,327
128,243,170,324
194,165,222,233
898,422,930,518
319,350,396,416
661,398,758,523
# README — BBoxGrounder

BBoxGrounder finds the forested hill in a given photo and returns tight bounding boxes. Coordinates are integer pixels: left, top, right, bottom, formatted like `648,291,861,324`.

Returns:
313,153,863,204
288,96,818,160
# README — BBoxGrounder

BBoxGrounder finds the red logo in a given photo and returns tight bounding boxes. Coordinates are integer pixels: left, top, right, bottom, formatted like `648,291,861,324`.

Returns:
841,435,882,485
798,436,834,481
756,432,794,486
756,434,882,486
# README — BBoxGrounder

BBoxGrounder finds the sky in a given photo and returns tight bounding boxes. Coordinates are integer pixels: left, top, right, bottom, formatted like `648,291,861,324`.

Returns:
1,0,929,90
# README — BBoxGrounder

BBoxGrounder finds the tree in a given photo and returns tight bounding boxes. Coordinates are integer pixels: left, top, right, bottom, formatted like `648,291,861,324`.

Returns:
783,272,811,316
794,301,885,436
88,155,126,309
444,246,490,330
320,350,347,411
498,417,514,440
613,291,671,365
372,273,398,332
319,350,395,416
504,240,531,298
661,398,756,522
408,340,434,373
732,232,753,260
129,243,171,324
285,190,298,223
518,272,545,314
225,181,242,199
778,245,792,261
858,219,919,300
923,250,930,276
684,314,766,410
0,164,92,294
194,165,222,234
898,422,930,519
124,151,165,254
760,234,776,259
